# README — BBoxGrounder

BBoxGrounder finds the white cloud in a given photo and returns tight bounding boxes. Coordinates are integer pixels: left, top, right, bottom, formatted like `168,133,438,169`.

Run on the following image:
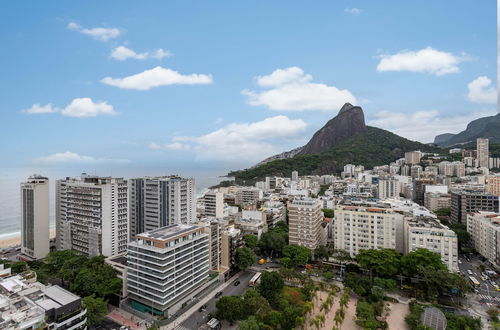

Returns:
368,109,498,143
345,8,361,15
67,22,121,42
243,67,357,111
34,151,130,164
110,46,172,61
21,98,117,118
21,103,59,114
101,66,213,90
150,116,308,161
376,47,466,76
467,76,497,104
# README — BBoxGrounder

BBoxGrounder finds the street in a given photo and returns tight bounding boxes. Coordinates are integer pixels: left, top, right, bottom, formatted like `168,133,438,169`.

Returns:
457,254,500,305
178,269,256,330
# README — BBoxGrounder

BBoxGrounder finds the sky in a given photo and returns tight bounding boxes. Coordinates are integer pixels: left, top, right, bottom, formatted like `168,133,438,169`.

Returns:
0,0,497,174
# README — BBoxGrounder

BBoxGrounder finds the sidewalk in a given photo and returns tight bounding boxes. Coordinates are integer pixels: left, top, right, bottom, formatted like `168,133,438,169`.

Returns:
107,305,146,329
161,273,241,330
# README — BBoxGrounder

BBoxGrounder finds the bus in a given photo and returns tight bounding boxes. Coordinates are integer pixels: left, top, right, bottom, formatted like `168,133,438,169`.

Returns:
249,272,262,287
469,276,480,287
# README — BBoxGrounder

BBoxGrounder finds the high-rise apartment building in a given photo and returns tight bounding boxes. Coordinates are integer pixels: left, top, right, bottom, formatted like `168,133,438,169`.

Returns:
291,170,299,182
488,175,500,196
403,216,458,272
378,178,401,199
204,191,224,218
477,138,489,168
334,204,403,257
413,178,436,206
56,175,128,257
128,176,196,238
405,151,421,165
127,224,209,317
424,192,451,212
288,198,324,250
467,212,500,269
410,165,423,179
20,175,49,260
450,191,499,224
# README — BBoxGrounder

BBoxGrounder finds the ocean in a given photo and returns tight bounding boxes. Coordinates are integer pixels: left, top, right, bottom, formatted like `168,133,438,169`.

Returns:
0,167,227,238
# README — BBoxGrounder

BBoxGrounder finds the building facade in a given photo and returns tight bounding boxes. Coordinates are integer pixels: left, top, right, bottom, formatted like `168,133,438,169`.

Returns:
204,191,224,218
488,175,500,196
378,178,401,199
450,191,499,224
477,138,489,168
128,176,196,238
127,224,209,317
467,212,500,269
20,175,49,260
56,175,128,257
288,198,324,250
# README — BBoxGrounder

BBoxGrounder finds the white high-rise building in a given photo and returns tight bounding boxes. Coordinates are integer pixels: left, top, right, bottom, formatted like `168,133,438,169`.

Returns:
477,138,489,168
288,198,324,249
467,211,500,269
56,175,128,257
404,216,458,272
291,171,299,182
334,204,403,257
127,224,209,317
378,178,401,199
20,175,49,260
204,191,224,218
128,176,196,238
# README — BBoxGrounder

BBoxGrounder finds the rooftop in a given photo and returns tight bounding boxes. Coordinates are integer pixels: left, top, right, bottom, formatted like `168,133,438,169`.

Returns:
137,224,200,241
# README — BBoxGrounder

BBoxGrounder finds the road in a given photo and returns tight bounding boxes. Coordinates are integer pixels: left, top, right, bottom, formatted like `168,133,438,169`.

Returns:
179,270,256,330
457,254,500,305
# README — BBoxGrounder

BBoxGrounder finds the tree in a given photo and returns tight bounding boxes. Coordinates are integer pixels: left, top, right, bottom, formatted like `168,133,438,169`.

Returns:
236,247,256,270
356,248,401,277
243,290,271,319
279,257,294,269
243,235,258,250
323,271,334,281
70,261,122,299
258,271,284,304
216,296,245,325
401,248,445,276
344,272,372,296
11,261,27,274
314,245,330,261
373,277,396,291
282,245,311,267
322,208,334,218
258,230,287,257
434,208,451,217
239,316,260,330
82,294,107,326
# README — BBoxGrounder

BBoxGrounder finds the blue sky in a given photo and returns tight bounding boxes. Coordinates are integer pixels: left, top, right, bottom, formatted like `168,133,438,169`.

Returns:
0,0,497,173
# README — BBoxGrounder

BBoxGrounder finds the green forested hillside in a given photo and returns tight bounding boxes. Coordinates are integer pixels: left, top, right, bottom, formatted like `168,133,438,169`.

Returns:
231,126,440,183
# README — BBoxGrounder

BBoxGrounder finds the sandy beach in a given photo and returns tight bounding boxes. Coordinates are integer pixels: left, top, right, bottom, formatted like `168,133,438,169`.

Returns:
0,229,56,249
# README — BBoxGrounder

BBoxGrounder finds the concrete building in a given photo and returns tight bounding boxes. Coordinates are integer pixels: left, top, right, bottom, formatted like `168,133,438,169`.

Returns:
288,198,324,250
127,224,210,317
411,165,423,179
334,204,403,257
450,191,499,224
234,187,263,206
105,253,128,300
405,151,422,165
56,175,128,257
128,176,196,238
477,138,489,169
0,273,87,330
378,178,401,199
413,178,436,206
235,210,268,239
221,225,242,270
404,216,458,272
424,192,451,212
467,212,500,269
291,170,299,182
204,191,224,218
488,175,500,196
20,175,49,260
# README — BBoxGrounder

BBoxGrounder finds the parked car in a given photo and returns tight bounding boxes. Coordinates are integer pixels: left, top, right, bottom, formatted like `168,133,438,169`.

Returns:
199,304,207,312
215,291,223,298
234,280,241,286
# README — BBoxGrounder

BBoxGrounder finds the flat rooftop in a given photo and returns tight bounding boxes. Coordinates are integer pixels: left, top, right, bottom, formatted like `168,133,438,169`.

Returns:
137,224,200,241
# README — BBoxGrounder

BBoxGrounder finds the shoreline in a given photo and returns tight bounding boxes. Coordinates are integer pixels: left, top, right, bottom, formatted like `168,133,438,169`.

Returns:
0,229,56,249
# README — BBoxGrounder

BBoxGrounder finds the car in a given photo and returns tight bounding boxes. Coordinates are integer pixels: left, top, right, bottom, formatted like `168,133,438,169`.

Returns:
234,280,241,286
467,270,473,275
199,304,207,312
458,260,462,264
215,291,223,298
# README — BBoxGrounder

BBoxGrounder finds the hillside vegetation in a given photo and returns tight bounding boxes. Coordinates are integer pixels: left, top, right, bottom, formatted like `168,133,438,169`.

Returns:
231,126,439,183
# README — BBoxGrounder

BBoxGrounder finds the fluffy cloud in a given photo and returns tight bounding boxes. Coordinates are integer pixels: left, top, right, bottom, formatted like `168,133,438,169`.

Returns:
21,98,117,118
243,67,357,111
34,151,130,164
345,8,361,15
376,47,466,76
467,76,497,104
368,109,498,143
150,116,308,161
101,66,213,90
67,22,121,42
110,46,172,61
21,103,59,114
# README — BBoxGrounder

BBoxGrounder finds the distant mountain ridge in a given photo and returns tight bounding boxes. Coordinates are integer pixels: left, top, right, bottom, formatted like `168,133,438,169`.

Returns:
433,113,500,146
232,103,438,182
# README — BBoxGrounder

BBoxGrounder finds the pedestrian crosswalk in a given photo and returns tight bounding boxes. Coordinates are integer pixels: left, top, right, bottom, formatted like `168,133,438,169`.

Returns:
173,326,191,330
476,294,500,302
